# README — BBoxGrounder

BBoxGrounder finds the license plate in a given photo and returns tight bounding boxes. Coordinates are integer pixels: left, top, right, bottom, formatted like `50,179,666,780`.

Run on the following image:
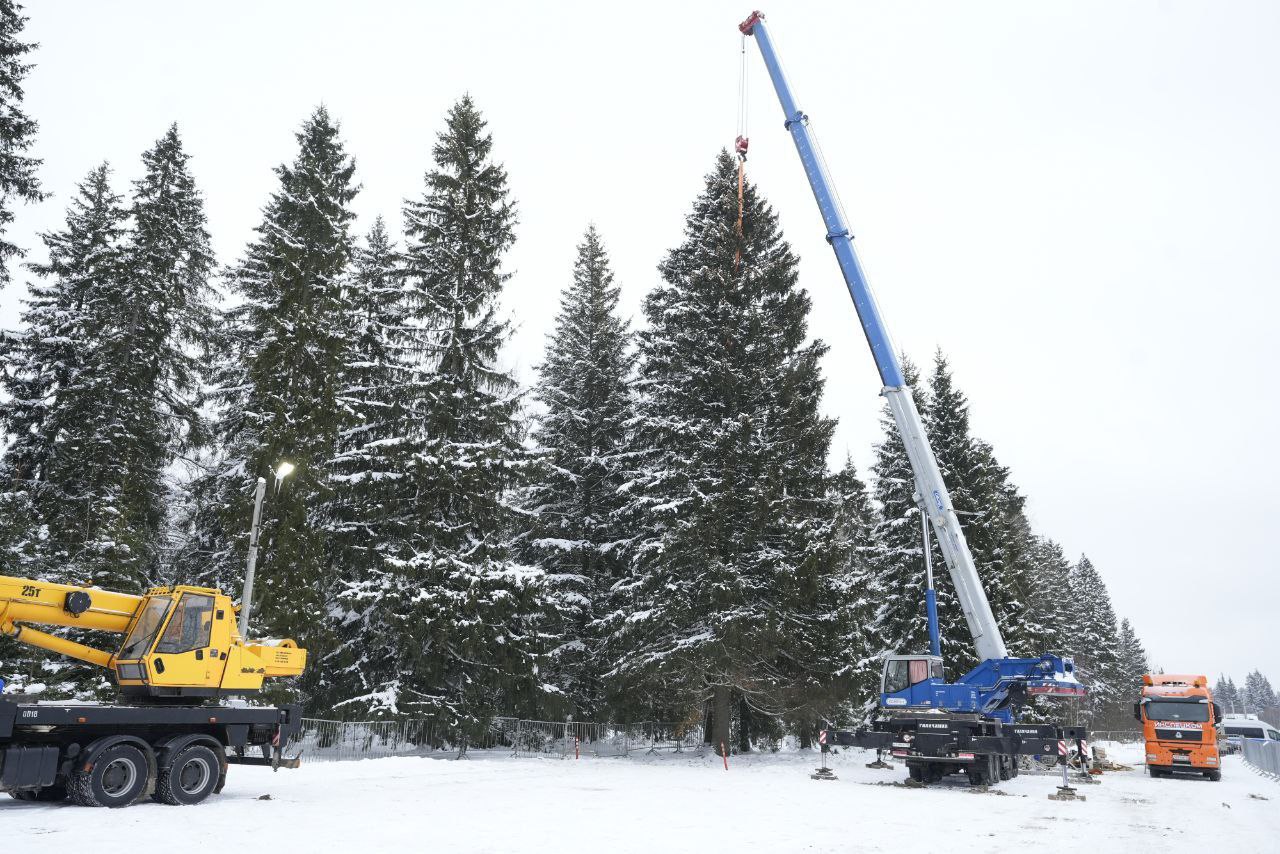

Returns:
1172,756,1191,764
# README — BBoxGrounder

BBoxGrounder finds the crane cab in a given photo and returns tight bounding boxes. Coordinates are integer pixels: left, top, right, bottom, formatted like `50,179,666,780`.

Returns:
112,585,305,700
880,654,945,708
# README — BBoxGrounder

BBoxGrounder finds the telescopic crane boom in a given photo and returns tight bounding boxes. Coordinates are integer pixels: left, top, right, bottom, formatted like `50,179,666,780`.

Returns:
738,9,1006,663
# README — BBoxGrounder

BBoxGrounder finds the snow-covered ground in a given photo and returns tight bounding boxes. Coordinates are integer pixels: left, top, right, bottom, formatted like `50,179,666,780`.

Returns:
6,744,1277,853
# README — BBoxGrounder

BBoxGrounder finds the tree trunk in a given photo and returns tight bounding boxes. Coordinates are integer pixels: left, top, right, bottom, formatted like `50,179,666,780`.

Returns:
713,685,731,754
798,720,812,750
738,696,752,753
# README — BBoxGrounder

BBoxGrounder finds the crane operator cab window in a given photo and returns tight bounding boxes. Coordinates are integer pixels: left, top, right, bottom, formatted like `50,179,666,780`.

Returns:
156,593,215,654
883,656,944,695
118,597,172,661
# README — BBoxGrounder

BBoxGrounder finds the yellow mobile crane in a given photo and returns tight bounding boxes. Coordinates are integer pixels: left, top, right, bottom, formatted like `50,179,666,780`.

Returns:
0,575,306,807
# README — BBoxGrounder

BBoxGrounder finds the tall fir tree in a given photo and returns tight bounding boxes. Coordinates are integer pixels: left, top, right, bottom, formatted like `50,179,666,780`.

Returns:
863,359,946,667
334,96,545,732
122,124,216,573
823,455,879,721
1244,670,1277,717
1213,675,1242,715
1067,554,1120,725
923,352,1039,668
0,164,140,696
1023,536,1076,659
607,151,846,749
1107,617,1149,726
0,1,44,287
199,107,357,702
321,218,426,712
522,224,635,720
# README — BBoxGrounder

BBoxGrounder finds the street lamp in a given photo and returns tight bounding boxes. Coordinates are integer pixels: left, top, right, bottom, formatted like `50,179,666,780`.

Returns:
239,461,296,639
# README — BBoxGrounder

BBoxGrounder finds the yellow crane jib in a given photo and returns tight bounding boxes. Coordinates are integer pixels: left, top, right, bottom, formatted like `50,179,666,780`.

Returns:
0,574,306,701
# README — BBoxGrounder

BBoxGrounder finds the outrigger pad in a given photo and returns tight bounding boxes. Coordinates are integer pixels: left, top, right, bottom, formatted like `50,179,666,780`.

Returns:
1048,786,1086,802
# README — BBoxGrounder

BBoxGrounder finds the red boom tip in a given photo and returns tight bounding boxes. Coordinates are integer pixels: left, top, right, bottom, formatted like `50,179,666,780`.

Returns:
739,10,763,36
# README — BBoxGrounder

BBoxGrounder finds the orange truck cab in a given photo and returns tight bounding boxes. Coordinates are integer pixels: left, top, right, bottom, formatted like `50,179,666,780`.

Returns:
1134,673,1223,781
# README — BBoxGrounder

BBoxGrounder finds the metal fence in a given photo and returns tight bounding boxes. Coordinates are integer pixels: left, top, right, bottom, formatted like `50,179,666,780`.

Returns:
1242,738,1280,780
292,717,705,764
1087,730,1144,744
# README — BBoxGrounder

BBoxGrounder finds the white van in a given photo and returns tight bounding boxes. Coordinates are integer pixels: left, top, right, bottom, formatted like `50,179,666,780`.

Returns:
1221,713,1280,751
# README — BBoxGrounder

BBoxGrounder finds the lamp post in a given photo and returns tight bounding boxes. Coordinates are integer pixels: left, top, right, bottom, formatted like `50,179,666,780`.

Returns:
239,461,295,639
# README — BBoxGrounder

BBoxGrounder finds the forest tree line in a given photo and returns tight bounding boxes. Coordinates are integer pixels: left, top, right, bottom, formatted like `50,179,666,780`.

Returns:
0,3,1235,747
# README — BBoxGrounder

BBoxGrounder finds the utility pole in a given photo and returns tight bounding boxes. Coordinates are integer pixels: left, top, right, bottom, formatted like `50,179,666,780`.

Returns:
239,477,268,639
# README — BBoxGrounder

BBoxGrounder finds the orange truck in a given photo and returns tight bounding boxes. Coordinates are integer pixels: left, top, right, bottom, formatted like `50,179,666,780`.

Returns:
1133,673,1223,780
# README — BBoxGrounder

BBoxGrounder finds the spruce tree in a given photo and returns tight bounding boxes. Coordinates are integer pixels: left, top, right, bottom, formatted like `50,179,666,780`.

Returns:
863,359,945,666
1023,536,1076,659
1108,617,1148,725
522,224,635,720
334,97,544,731
321,218,425,712
0,165,140,697
0,1,44,287
608,151,844,749
1067,554,1120,725
923,352,1038,668
824,455,879,720
199,107,357,701
1244,670,1277,717
1214,675,1242,715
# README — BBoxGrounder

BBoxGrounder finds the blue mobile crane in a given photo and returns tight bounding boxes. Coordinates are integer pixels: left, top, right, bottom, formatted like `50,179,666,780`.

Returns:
739,11,1087,786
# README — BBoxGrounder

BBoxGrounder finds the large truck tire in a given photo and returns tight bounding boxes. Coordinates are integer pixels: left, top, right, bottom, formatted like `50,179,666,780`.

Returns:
68,744,150,808
154,744,221,805
967,755,996,786
1204,770,1222,782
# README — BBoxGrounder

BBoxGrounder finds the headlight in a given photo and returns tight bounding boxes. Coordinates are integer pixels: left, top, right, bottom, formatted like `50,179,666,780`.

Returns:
116,662,145,681
1146,754,1158,762
1205,757,1218,765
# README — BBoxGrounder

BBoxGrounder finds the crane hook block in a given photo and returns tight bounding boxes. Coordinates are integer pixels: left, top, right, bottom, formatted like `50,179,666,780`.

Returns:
739,10,763,35
735,135,750,158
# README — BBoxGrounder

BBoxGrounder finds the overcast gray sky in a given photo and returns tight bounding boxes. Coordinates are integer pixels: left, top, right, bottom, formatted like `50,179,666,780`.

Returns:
4,2,1277,684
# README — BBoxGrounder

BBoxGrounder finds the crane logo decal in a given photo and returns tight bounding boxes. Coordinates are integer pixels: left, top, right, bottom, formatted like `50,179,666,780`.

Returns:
932,490,943,512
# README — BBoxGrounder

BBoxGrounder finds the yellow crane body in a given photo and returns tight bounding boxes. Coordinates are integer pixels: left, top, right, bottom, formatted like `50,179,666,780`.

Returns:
0,574,306,699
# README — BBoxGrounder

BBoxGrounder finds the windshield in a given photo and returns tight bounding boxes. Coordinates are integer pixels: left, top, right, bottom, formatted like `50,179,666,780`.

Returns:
1225,726,1264,739
1144,700,1209,723
118,598,172,661
155,594,214,654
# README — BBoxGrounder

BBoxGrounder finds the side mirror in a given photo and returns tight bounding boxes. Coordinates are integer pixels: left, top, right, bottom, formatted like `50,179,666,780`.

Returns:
1212,702,1223,724
1132,702,1142,722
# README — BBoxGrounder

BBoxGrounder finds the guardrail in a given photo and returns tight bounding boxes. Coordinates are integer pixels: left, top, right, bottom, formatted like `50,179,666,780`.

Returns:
1241,738,1280,780
291,717,705,763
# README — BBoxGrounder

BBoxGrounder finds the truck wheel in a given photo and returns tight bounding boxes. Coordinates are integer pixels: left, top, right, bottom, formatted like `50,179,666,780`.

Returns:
1204,770,1221,782
69,744,149,808
154,744,221,806
967,757,991,786
997,756,1011,781
11,785,67,802
1147,765,1166,778
908,764,925,784
925,764,946,783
